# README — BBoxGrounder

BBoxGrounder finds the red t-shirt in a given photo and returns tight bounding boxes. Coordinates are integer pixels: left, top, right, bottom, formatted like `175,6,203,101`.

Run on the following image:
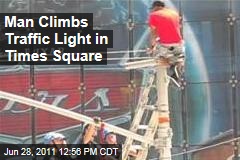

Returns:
149,8,182,44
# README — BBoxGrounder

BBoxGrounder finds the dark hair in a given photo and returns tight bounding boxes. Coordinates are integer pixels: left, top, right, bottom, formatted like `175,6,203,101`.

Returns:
104,132,115,140
151,1,165,8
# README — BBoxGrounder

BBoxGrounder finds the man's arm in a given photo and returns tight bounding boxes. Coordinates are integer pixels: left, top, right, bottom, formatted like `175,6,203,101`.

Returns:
149,26,158,48
148,14,159,54
147,26,158,55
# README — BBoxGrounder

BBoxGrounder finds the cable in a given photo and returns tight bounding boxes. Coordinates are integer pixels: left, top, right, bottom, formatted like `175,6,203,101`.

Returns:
106,57,152,60
172,137,239,157
106,49,147,54
150,136,240,160
0,49,148,58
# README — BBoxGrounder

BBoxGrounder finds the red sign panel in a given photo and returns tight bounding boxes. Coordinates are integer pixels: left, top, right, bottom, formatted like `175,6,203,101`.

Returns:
0,70,141,137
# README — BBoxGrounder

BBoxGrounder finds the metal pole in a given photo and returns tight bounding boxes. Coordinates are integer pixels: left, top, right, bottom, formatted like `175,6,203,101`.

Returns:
29,65,37,160
181,83,189,160
79,65,86,132
227,0,239,159
155,65,173,160
28,2,36,157
79,65,85,114
28,3,37,160
28,0,36,147
128,0,136,121
29,64,36,142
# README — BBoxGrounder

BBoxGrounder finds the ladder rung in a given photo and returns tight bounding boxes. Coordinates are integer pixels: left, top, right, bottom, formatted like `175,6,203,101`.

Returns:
124,59,158,70
145,105,156,110
131,145,144,150
138,125,149,130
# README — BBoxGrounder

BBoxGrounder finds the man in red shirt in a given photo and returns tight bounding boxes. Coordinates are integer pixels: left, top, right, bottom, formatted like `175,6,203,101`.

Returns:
148,1,185,82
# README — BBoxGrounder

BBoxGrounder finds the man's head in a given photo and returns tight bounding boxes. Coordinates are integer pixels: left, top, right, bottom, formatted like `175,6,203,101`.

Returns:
44,132,67,145
151,1,165,11
104,132,117,144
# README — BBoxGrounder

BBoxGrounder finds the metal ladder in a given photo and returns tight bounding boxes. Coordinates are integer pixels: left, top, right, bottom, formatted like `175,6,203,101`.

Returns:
123,52,180,160
122,70,159,160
